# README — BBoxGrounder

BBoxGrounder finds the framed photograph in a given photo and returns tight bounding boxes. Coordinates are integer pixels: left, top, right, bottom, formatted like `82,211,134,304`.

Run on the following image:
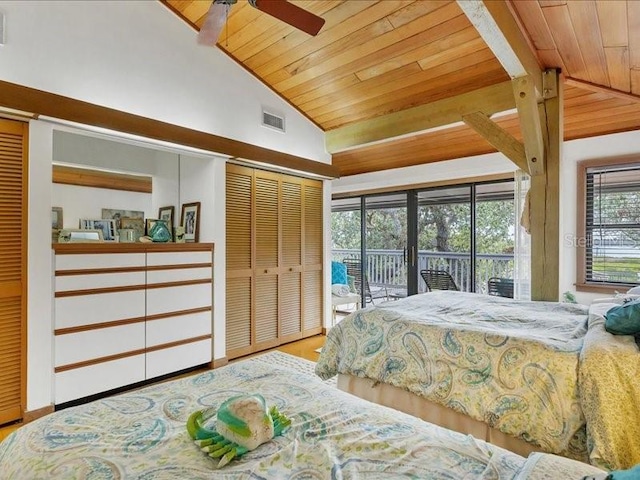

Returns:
51,207,63,229
58,229,104,243
158,206,174,228
80,219,117,242
181,202,201,243
101,208,144,230
120,217,145,243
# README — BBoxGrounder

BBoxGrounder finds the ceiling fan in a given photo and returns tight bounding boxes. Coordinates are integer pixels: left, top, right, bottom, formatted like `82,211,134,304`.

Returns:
198,0,326,46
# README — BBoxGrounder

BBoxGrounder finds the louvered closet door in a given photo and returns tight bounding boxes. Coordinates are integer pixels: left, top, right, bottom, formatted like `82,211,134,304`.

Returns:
226,164,254,358
0,119,27,425
254,170,279,350
303,180,323,334
280,176,302,342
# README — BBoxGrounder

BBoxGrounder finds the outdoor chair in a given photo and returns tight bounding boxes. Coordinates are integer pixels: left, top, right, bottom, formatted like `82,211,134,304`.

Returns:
487,277,514,298
343,258,389,305
420,269,459,292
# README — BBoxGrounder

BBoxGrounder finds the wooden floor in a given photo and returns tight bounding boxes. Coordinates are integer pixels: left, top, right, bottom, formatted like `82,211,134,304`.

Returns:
0,334,327,443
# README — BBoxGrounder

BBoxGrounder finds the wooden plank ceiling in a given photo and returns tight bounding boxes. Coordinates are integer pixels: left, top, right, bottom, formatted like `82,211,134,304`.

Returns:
163,0,640,177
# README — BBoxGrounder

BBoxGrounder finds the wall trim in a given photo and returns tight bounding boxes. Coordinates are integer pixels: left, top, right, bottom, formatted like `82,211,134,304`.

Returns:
212,357,228,369
0,79,338,179
23,405,55,423
575,154,640,292
332,172,513,199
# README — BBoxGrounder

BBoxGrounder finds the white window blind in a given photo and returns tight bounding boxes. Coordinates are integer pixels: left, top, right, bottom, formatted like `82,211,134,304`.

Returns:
585,164,640,286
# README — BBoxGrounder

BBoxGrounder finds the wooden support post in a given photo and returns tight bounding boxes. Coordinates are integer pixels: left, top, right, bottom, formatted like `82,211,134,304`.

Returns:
529,69,561,301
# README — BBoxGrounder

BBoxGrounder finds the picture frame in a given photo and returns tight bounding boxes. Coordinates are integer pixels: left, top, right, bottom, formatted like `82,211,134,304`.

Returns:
181,202,201,243
101,208,144,230
120,217,145,243
58,229,104,243
158,206,174,228
80,219,117,242
51,207,63,229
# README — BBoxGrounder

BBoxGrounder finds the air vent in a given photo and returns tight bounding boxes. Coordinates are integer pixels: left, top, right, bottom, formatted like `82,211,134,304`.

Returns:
262,110,285,133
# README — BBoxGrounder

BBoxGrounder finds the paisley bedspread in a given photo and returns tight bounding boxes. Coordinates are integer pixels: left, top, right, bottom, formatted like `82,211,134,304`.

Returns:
0,353,605,479
316,291,590,459
579,303,640,470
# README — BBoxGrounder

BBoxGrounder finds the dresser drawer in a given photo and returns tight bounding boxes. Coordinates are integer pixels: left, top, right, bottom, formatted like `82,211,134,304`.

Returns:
56,271,145,292
146,283,211,316
55,290,146,329
56,253,145,271
55,322,145,367
146,339,211,380
146,311,211,347
146,251,211,267
146,267,211,284
55,355,145,404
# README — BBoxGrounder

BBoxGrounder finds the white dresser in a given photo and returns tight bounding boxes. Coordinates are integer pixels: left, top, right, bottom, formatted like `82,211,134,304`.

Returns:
53,243,214,404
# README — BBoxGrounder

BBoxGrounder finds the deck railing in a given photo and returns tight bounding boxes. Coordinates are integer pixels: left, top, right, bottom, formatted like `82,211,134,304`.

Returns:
332,249,514,294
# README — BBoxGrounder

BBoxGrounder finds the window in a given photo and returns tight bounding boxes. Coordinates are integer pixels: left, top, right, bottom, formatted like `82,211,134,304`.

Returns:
577,158,640,291
331,178,515,297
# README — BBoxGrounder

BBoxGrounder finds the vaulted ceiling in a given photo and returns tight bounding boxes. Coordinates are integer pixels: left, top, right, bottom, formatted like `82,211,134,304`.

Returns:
163,0,640,177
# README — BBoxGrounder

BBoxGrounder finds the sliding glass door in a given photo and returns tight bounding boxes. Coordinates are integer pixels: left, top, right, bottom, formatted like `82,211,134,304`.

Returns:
475,182,515,294
331,179,515,299
365,193,408,301
416,186,472,292
331,197,361,307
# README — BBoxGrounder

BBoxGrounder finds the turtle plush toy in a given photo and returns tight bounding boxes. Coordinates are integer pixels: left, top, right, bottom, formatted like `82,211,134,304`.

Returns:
186,394,291,468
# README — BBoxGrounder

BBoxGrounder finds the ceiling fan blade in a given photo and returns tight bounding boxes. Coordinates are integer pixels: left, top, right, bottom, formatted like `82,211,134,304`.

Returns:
197,1,228,46
253,0,325,36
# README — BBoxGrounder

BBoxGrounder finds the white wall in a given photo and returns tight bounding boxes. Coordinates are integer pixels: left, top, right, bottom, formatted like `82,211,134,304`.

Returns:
52,130,175,224
152,151,180,217
331,153,516,195
0,1,329,163
27,121,55,412
332,130,640,306
561,130,640,305
178,154,227,361
53,131,161,174
52,185,153,230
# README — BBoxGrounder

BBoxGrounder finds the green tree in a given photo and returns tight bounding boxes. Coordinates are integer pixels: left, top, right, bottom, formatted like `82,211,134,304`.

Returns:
331,210,361,249
332,200,515,254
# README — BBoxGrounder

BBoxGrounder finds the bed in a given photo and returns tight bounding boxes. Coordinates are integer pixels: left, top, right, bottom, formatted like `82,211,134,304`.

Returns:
316,291,640,470
0,351,606,479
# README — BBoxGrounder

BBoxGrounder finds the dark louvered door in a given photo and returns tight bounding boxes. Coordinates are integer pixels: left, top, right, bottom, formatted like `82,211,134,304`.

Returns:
0,119,27,425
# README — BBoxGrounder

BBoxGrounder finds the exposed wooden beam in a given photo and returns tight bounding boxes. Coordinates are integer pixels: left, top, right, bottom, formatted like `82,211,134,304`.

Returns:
458,1,548,175
462,111,528,172
529,69,562,302
325,81,515,153
457,0,543,96
512,75,545,176
565,76,640,104
0,80,339,179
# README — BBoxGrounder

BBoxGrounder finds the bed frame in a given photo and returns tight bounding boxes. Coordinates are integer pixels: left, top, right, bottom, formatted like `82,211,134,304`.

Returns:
338,373,541,458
